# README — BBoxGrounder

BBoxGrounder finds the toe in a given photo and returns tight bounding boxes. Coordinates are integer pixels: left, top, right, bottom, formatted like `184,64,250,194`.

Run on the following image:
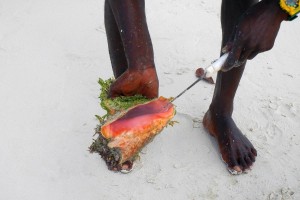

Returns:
249,151,256,162
227,159,243,175
251,148,257,156
245,156,252,166
238,157,248,171
221,155,242,175
228,166,243,175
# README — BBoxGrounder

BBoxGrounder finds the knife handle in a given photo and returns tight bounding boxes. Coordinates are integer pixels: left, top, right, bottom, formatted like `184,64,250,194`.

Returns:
205,53,229,78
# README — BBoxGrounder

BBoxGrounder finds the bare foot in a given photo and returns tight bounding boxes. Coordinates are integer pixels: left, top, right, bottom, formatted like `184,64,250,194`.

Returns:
203,109,257,174
109,67,159,99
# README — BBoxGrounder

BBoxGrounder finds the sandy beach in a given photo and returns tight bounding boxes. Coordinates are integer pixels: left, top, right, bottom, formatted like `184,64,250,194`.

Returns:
1,0,300,199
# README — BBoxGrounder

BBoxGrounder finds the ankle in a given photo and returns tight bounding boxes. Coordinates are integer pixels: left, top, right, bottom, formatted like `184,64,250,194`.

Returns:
208,103,233,118
130,64,155,72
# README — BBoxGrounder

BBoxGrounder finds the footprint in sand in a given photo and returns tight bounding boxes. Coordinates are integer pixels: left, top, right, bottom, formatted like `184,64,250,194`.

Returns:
160,77,174,87
176,67,191,75
275,103,298,118
267,96,298,118
265,123,283,141
268,187,294,200
192,118,202,128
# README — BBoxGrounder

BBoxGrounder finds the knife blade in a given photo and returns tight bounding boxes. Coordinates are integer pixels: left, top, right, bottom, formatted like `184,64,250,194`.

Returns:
166,53,229,106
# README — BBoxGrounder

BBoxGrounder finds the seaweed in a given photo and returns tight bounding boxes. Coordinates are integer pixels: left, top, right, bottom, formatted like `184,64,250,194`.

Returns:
98,78,150,115
90,78,176,172
90,126,122,171
90,78,153,171
167,120,179,127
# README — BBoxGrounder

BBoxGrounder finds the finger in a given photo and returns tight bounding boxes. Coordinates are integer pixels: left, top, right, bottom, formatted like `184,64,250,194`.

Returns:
108,90,119,98
221,42,233,54
222,44,243,72
222,23,238,54
108,83,123,98
248,51,259,60
239,50,253,64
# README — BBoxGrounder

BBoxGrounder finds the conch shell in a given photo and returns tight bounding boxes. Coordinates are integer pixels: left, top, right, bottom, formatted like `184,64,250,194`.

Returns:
90,79,176,172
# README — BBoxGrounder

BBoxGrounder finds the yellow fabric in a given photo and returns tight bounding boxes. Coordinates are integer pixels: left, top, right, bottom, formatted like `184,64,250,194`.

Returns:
280,0,300,16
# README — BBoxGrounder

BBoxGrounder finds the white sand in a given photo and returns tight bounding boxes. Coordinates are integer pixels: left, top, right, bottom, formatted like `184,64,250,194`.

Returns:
1,0,300,199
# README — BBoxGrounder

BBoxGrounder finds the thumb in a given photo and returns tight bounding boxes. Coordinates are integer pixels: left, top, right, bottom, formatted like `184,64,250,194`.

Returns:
221,42,233,54
108,82,122,99
222,44,243,72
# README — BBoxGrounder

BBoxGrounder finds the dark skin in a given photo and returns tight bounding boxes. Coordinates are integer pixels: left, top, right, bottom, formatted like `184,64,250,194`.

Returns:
105,0,158,99
104,0,288,173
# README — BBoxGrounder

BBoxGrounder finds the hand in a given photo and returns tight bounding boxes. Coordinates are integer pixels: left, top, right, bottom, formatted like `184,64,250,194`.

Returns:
108,67,159,99
222,0,288,71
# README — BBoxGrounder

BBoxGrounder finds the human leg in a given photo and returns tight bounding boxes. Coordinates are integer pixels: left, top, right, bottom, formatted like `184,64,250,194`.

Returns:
105,0,128,78
104,0,158,98
203,0,258,174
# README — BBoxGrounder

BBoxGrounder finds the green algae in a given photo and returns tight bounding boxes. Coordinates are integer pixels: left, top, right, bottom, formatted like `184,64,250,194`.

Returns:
98,78,150,115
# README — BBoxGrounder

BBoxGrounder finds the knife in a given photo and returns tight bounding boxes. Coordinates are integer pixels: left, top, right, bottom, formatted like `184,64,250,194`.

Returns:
168,53,229,105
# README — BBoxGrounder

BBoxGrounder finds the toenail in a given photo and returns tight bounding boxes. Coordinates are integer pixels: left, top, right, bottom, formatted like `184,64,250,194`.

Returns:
233,166,242,173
